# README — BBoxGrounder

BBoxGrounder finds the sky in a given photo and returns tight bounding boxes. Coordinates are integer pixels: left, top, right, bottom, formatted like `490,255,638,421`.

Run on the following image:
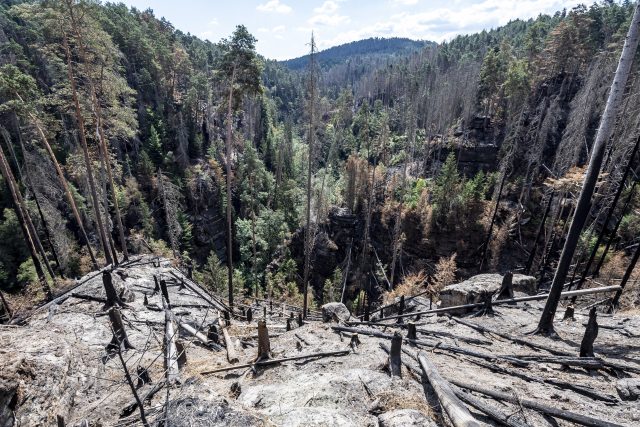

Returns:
115,0,586,60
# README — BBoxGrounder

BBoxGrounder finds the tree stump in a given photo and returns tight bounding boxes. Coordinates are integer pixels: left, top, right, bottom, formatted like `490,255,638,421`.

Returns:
257,319,271,360
223,310,231,326
580,307,599,358
136,366,152,389
563,304,575,321
495,271,514,301
153,275,160,294
207,323,220,344
246,308,253,323
107,307,134,351
263,306,267,318
297,312,303,327
389,331,402,377
396,295,405,324
286,317,293,331
176,340,187,369
407,322,417,341
350,333,361,351
159,279,170,307
472,292,495,317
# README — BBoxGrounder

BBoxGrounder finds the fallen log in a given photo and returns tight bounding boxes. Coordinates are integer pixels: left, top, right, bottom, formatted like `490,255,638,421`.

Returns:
379,343,530,427
465,357,617,403
347,320,492,346
70,293,108,304
120,381,165,418
332,325,529,366
381,285,621,322
450,379,624,427
417,350,481,427
220,318,239,364
177,321,209,344
449,316,640,373
200,349,351,375
452,386,530,427
163,296,179,384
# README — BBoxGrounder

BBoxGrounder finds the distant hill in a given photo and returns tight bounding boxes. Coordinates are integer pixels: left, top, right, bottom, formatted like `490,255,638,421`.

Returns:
280,37,432,71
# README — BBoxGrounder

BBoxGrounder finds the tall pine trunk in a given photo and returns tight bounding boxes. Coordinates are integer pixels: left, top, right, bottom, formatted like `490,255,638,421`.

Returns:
302,34,316,318
535,3,640,335
63,32,113,266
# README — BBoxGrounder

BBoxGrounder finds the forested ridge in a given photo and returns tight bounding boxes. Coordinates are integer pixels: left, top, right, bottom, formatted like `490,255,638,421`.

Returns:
1,0,640,320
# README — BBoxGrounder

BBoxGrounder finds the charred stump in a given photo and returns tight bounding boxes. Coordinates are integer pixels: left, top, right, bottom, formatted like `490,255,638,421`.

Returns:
580,307,599,358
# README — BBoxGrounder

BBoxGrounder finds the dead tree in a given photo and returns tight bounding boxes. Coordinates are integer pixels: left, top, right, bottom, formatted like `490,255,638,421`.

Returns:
570,133,640,299
417,351,481,427
593,180,638,277
580,307,599,358
609,240,640,311
536,4,640,335
103,271,126,308
163,296,179,384
302,33,317,318
389,331,402,377
525,192,554,275
107,307,133,351
257,319,271,360
115,340,149,427
495,272,514,300
479,169,507,272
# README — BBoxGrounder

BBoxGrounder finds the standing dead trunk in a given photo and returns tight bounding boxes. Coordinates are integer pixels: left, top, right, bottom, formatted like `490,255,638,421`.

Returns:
0,142,52,300
593,181,638,277
580,307,599,358
570,134,640,300
536,4,640,335
609,240,640,310
107,307,133,351
257,319,270,360
479,169,507,272
389,331,402,377
62,32,113,266
303,34,317,318
525,191,554,274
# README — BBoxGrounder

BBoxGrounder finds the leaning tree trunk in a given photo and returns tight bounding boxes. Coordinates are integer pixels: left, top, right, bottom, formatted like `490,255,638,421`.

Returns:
524,191,554,274
536,3,640,335
593,179,638,277
0,143,52,300
63,33,113,266
570,133,640,301
609,240,640,310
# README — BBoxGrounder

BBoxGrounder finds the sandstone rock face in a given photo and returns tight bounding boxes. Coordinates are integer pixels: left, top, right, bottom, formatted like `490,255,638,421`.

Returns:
439,273,536,312
378,409,436,427
321,302,351,323
617,378,640,401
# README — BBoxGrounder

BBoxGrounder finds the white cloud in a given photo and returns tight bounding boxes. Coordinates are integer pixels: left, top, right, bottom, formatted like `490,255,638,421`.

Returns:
256,0,292,14
273,25,286,33
321,0,580,47
314,1,339,14
207,18,218,26
392,0,419,5
309,0,350,27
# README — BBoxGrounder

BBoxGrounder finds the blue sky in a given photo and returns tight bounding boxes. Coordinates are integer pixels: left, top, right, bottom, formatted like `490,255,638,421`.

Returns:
115,0,585,60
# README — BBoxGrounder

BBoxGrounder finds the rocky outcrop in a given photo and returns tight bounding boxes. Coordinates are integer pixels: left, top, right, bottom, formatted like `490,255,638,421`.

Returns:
378,409,437,427
439,273,536,313
617,378,640,401
321,302,351,323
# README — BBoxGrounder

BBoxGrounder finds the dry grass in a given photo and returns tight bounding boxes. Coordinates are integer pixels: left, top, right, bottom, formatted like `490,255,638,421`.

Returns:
488,213,515,270
374,388,434,418
433,253,457,293
383,270,427,304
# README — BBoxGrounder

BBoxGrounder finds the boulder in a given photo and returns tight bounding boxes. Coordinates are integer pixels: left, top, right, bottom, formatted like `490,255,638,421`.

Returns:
439,273,536,313
378,409,436,427
321,302,351,323
616,378,640,401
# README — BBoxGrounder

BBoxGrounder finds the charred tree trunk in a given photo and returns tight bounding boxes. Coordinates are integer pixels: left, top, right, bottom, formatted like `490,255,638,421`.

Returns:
570,133,640,300
525,191,554,274
609,240,640,310
580,307,599,358
479,169,507,272
536,5,640,335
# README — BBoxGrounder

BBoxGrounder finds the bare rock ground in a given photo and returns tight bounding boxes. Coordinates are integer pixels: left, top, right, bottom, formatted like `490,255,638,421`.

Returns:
1,256,639,426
